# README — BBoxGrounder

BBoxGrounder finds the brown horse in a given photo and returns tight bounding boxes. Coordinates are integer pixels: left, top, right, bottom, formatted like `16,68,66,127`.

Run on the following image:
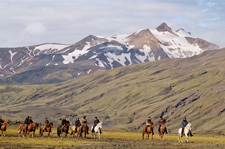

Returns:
142,122,154,140
27,123,39,137
39,122,53,137
1,121,9,137
18,124,26,137
70,125,81,138
80,123,89,138
159,124,166,140
57,121,70,137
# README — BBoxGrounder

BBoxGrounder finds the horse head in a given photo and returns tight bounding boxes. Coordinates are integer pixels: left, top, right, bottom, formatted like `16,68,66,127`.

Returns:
4,121,9,126
49,122,53,128
186,123,191,130
35,123,39,129
98,122,102,129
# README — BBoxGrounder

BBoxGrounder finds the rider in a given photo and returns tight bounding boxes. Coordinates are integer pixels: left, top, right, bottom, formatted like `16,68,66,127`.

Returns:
158,116,168,134
61,116,67,132
145,116,154,135
181,117,193,137
75,118,81,133
92,117,102,133
24,116,30,132
44,117,49,131
0,116,4,128
81,116,89,134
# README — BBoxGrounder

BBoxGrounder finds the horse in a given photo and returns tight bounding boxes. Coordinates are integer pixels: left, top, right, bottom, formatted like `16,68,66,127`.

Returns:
142,122,154,140
70,125,81,138
1,121,9,137
39,122,53,137
91,122,102,139
178,123,192,143
80,123,89,138
27,123,39,137
57,121,70,138
18,124,26,137
159,124,166,140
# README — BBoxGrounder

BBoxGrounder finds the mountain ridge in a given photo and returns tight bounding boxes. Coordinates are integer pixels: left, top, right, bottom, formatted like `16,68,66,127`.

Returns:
0,22,219,84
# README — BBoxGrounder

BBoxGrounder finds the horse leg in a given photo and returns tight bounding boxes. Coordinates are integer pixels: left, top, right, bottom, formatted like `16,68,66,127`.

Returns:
185,134,189,143
151,133,153,140
98,131,101,139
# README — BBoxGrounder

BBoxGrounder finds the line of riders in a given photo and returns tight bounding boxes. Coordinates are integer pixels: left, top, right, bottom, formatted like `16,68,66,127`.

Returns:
0,115,193,137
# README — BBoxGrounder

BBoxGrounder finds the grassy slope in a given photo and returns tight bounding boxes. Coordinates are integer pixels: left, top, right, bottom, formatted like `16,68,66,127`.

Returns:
0,48,225,133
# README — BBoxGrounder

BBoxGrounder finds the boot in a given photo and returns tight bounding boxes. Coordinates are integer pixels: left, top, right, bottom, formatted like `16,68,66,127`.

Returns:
181,127,184,137
100,129,102,134
190,131,193,137
145,126,148,133
165,127,168,134
87,127,89,134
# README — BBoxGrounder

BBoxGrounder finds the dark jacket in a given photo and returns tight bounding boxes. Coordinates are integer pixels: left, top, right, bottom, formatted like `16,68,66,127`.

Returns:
94,119,100,126
62,119,67,126
45,120,49,126
24,117,29,124
75,120,81,127
146,119,152,125
28,119,33,124
0,119,4,125
158,118,166,125
181,120,188,128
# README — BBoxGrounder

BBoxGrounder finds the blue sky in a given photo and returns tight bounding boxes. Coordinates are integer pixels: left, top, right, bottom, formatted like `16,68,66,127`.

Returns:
0,0,224,47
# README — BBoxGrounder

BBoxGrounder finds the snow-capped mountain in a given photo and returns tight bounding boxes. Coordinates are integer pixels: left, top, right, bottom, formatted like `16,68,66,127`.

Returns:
0,23,219,79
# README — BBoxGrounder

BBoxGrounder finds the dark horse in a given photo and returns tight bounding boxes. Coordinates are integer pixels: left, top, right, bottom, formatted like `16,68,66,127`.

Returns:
142,122,154,140
57,121,70,137
1,121,9,137
80,123,88,138
40,122,53,137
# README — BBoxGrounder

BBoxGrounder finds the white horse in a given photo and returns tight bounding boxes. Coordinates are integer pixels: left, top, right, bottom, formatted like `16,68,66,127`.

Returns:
178,123,192,143
91,122,102,139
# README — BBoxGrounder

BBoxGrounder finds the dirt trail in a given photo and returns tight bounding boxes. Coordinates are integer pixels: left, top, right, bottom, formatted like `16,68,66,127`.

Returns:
0,136,224,149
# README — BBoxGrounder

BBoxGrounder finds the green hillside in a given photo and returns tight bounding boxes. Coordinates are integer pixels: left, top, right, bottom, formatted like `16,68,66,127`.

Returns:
0,48,225,133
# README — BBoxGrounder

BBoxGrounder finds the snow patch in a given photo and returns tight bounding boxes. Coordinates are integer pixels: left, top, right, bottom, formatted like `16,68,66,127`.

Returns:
62,42,91,64
135,45,155,62
87,69,92,74
104,52,131,67
151,29,203,58
34,44,69,51
9,50,17,62
106,34,130,44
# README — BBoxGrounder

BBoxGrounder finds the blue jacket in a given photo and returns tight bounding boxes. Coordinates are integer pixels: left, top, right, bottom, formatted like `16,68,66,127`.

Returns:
181,120,188,128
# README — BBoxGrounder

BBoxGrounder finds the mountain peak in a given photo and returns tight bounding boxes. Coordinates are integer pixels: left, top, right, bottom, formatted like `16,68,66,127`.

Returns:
156,22,172,32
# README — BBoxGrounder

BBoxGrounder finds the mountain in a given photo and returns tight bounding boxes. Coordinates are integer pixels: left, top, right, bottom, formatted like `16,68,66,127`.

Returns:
0,23,219,84
0,48,224,133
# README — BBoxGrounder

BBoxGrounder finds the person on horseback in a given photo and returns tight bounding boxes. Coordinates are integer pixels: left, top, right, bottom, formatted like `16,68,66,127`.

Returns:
92,117,102,134
81,116,89,134
145,116,154,135
181,117,193,137
24,116,30,132
75,118,81,133
61,116,67,132
44,117,50,132
0,116,4,128
158,116,168,134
